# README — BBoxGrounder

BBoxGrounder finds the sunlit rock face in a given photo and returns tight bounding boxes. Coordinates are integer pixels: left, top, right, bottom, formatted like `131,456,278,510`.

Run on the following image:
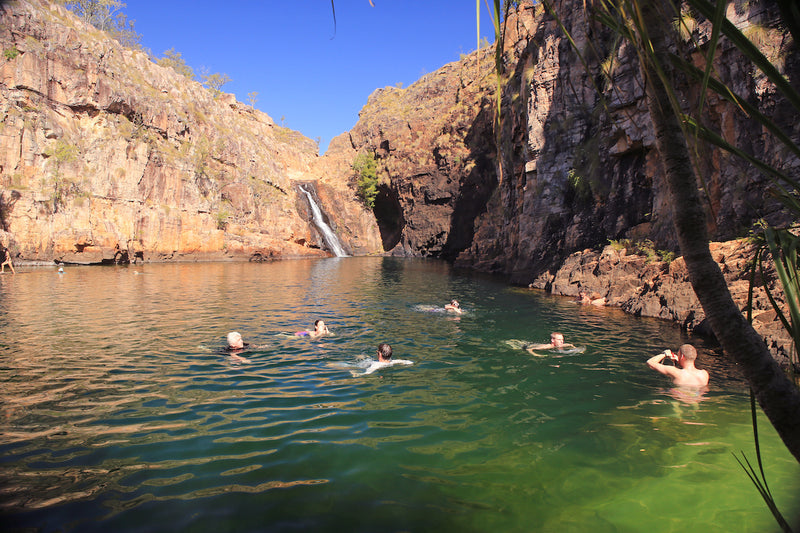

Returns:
530,239,794,362
0,0,793,273
320,47,499,260
0,0,380,263
328,1,794,282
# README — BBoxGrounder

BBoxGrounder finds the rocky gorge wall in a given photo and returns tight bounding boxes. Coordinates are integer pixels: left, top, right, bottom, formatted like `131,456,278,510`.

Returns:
0,0,796,360
320,48,499,259
319,0,798,360
0,0,381,264
325,0,797,279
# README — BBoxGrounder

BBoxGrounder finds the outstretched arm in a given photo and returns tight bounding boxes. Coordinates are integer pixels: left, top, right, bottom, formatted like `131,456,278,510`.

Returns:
525,342,552,351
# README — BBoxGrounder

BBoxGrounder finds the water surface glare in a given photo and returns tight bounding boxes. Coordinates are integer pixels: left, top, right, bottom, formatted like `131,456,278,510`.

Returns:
0,258,798,532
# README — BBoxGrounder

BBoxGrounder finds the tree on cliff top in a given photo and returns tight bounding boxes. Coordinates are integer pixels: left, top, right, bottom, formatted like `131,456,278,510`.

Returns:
352,152,379,209
157,48,196,81
62,0,141,47
199,67,232,97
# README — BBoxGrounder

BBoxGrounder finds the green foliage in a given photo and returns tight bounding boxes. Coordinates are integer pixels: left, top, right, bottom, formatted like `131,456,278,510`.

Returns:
157,48,196,80
247,91,258,108
43,139,80,213
567,168,592,202
607,238,675,264
215,205,231,230
199,68,232,96
45,139,79,166
748,220,800,375
3,47,20,61
64,0,141,47
352,152,378,209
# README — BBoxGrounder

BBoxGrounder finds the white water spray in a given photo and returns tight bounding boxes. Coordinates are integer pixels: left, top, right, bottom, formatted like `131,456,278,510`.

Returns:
300,185,348,257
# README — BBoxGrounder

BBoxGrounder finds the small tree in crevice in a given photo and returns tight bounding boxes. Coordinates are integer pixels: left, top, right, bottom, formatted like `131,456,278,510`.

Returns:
352,151,378,209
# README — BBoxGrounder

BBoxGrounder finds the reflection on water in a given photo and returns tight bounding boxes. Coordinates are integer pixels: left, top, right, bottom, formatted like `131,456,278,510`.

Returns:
0,258,798,532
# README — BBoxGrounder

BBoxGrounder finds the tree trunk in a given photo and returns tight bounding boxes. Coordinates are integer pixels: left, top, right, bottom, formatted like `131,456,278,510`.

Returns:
636,0,800,462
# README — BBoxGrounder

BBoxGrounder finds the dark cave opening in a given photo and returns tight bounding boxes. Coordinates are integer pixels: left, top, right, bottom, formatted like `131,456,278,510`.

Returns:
373,185,404,252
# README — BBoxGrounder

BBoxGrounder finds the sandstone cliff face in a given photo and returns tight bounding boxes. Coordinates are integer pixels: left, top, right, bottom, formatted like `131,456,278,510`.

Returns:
462,0,797,283
316,0,797,357
326,1,796,282
321,49,499,259
0,0,381,263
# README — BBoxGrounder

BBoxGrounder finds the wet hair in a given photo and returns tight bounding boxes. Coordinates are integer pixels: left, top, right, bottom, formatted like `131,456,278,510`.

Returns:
314,320,322,327
551,332,564,339
227,331,243,348
679,344,697,361
450,300,459,307
377,343,392,360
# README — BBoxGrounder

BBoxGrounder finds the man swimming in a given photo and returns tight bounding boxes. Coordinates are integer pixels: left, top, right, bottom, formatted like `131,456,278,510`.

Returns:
647,344,709,387
225,331,252,364
523,331,575,353
360,343,413,375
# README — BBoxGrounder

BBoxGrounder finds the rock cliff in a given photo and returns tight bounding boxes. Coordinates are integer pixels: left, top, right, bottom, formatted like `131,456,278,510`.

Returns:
317,0,797,358
0,0,381,263
1,0,796,359
474,0,797,284
321,50,499,259
325,1,796,281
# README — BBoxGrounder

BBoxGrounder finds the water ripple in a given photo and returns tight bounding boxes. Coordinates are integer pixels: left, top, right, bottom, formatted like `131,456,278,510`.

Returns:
1,260,797,532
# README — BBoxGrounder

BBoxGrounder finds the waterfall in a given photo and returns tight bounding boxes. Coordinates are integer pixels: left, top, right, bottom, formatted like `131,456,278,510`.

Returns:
299,185,348,257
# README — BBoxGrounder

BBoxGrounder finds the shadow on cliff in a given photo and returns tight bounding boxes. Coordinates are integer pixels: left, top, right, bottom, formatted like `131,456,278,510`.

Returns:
440,105,498,262
373,183,404,251
499,10,657,283
368,103,498,260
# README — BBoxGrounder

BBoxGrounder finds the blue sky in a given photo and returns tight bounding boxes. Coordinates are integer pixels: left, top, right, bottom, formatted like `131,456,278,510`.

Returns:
123,1,498,153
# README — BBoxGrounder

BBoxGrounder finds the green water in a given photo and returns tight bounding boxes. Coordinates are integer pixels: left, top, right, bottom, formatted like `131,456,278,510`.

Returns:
0,257,797,532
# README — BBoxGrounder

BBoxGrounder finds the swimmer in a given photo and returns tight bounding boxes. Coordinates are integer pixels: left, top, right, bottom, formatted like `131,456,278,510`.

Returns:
522,332,576,353
444,299,463,314
360,343,413,375
647,344,709,388
577,290,605,306
377,342,392,362
225,331,252,364
295,320,332,338
1,245,15,274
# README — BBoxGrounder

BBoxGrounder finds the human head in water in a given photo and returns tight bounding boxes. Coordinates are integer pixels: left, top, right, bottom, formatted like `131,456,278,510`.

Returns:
227,331,244,349
550,332,565,348
377,343,392,362
677,343,697,363
314,320,327,333
450,300,460,308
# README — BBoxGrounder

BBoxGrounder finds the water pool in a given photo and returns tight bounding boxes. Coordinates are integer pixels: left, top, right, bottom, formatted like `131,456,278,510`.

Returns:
1,257,797,532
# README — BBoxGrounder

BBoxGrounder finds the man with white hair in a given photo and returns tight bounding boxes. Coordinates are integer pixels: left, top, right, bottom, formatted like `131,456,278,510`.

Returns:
227,331,246,350
225,332,252,364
